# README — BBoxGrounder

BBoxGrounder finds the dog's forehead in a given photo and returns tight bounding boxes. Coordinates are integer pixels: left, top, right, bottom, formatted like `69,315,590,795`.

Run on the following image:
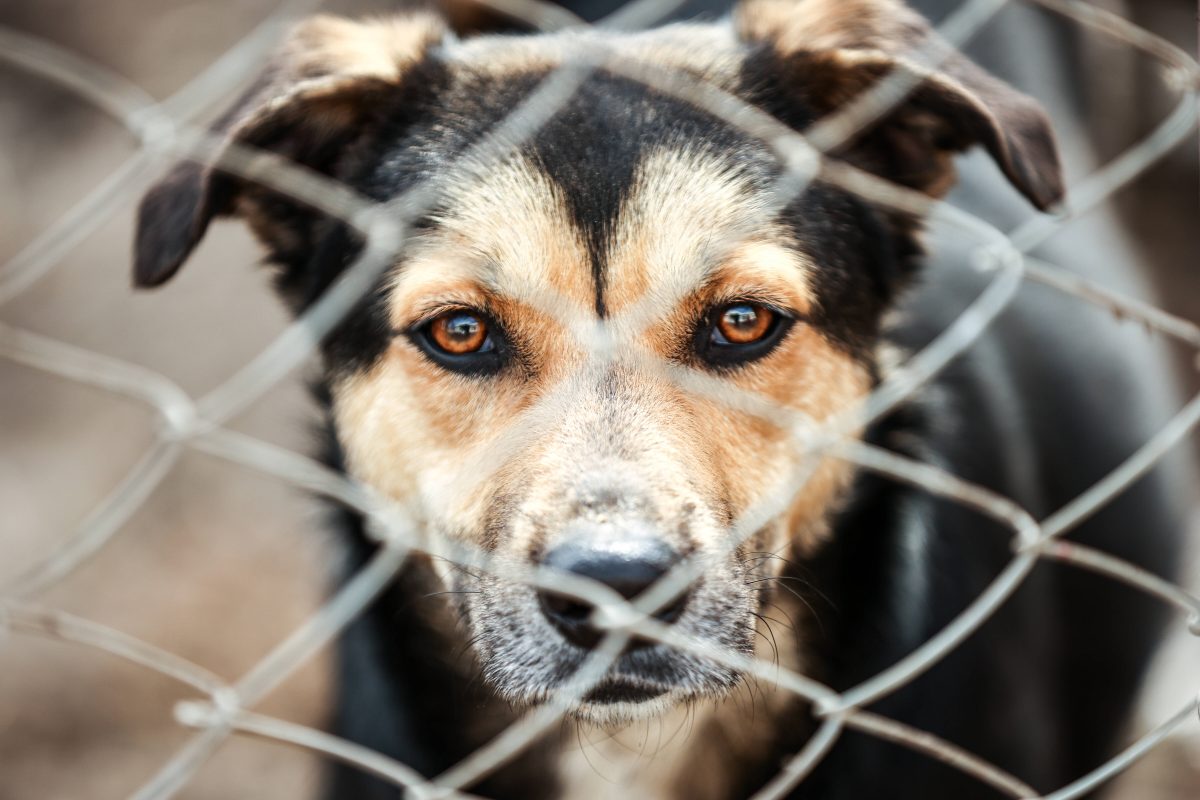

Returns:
388,32,813,319
393,145,811,321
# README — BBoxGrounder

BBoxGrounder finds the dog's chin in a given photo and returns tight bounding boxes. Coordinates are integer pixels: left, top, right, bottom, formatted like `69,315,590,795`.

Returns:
570,683,689,728
570,668,748,727
495,668,740,729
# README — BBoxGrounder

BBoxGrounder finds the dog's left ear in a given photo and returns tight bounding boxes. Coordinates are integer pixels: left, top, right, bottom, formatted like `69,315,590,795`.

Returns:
736,0,1063,211
134,12,447,288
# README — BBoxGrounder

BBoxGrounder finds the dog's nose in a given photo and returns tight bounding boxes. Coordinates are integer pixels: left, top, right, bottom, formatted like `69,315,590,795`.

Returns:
538,536,688,649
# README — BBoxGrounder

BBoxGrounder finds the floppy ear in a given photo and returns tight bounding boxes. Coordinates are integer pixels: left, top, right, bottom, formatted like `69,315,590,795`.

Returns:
736,0,1063,211
133,13,447,288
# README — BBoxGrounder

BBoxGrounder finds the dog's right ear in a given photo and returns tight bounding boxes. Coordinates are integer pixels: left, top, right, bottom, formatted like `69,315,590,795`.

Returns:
735,0,1063,212
133,12,447,288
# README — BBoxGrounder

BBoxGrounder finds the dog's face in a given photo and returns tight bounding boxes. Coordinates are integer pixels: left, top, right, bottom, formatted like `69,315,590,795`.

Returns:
134,0,1060,724
335,140,874,719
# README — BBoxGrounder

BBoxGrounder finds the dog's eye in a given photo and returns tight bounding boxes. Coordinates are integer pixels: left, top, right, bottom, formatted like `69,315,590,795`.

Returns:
411,309,504,375
698,302,792,367
430,311,491,355
716,304,773,345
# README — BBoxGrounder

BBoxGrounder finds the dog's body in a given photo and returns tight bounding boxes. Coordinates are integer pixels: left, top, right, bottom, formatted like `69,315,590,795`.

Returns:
133,1,1189,797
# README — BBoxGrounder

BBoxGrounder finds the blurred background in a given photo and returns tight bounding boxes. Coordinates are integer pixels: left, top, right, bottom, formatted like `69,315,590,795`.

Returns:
0,0,1197,798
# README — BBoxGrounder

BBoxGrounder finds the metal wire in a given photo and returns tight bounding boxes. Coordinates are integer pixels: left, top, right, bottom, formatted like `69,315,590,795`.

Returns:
0,0,1197,798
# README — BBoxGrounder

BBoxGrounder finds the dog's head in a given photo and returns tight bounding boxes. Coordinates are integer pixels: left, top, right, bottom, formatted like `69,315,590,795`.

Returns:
133,0,1060,724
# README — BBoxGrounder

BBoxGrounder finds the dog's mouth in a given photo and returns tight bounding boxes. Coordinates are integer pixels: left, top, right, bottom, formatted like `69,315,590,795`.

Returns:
582,677,669,705
557,640,748,722
570,627,728,708
456,518,761,719
469,598,752,718
559,645,746,724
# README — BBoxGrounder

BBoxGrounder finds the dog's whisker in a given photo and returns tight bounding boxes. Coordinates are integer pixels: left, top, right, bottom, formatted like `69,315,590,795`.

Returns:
748,613,780,668
419,589,481,601
749,576,825,631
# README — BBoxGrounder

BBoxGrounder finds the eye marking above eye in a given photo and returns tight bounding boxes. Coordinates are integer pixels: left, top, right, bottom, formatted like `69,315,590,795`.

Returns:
697,301,794,368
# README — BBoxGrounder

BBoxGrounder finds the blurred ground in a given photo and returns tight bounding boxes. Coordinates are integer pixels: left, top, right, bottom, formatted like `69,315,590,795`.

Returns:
0,2,354,797
0,1,1196,799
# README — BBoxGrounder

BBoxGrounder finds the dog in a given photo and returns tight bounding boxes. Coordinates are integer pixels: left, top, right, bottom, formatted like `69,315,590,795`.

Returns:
131,0,1189,796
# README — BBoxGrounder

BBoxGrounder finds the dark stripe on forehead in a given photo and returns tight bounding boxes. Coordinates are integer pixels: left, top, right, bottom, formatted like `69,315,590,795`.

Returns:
362,64,776,319
526,74,654,318
526,70,768,318
527,78,639,318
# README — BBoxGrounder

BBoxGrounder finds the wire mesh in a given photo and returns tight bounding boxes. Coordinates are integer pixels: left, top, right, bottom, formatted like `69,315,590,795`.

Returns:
0,0,1198,798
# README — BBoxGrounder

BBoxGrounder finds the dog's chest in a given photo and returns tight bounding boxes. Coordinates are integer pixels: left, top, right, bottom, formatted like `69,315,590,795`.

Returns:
551,685,797,799
554,705,725,800
550,601,808,798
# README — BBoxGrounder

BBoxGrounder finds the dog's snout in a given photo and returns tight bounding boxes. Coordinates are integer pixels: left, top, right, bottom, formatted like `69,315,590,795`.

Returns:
545,537,679,601
538,536,688,649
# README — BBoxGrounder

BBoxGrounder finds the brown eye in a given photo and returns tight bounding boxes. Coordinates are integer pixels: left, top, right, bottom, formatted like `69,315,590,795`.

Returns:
715,303,774,345
429,311,490,354
411,308,505,375
698,301,793,368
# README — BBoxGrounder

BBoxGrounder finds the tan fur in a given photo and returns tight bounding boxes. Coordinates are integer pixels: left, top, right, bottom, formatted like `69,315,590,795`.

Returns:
332,157,598,537
448,23,745,89
736,0,918,55
284,13,448,81
333,143,867,558
604,149,817,314
227,13,449,144
603,148,865,556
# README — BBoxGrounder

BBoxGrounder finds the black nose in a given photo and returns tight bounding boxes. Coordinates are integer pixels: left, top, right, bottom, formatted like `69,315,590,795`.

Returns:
538,536,689,650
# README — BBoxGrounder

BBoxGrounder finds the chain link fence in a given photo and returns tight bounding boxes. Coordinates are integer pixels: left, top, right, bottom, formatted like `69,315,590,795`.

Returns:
1,0,1198,797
